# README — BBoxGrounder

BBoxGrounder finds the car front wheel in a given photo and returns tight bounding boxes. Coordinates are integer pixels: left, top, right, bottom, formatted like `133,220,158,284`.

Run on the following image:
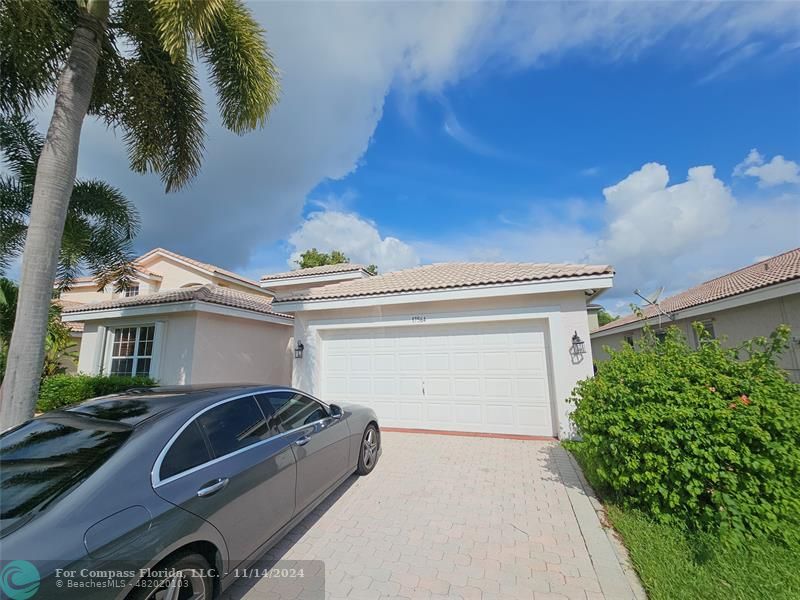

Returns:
357,424,380,475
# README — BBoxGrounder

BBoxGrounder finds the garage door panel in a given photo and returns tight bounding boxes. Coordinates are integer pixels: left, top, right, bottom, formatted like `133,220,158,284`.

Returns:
425,402,452,423
373,354,395,371
321,320,554,436
454,378,481,396
373,377,395,394
452,352,480,371
327,355,348,372
485,404,514,425
398,402,423,421
349,354,371,372
454,403,483,423
425,378,451,396
398,378,421,396
398,353,424,371
483,351,514,371
513,350,547,372
484,378,513,397
425,354,450,371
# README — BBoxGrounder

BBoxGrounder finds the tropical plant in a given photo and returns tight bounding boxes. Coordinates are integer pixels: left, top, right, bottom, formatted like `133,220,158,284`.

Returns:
0,278,77,384
297,248,378,275
0,0,280,429
597,307,618,327
569,324,800,545
0,114,140,289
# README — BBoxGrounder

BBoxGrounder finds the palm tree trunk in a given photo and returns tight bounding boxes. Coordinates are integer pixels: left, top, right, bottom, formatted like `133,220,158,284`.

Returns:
0,12,106,431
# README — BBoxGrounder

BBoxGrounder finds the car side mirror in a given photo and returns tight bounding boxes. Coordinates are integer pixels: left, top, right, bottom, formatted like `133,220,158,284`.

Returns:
330,404,343,419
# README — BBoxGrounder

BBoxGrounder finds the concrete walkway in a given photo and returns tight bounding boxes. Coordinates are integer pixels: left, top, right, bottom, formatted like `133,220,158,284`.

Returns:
224,432,645,600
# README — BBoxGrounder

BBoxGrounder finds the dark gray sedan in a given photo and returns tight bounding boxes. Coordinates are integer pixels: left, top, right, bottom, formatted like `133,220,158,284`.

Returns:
0,384,381,599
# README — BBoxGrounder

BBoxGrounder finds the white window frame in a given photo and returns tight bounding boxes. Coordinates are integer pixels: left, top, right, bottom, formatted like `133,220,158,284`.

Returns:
123,283,140,297
103,324,156,377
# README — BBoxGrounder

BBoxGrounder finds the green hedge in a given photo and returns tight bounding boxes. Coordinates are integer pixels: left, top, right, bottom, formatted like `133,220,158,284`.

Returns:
37,374,156,412
570,324,800,545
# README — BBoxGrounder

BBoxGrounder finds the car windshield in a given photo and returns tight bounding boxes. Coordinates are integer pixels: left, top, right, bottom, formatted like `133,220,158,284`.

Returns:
0,416,132,521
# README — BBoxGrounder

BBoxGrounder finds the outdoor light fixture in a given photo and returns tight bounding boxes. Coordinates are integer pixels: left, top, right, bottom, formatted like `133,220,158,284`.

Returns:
294,341,304,359
571,331,586,355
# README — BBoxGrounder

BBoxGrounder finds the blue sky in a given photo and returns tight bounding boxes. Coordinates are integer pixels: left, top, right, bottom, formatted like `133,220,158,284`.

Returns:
23,2,800,313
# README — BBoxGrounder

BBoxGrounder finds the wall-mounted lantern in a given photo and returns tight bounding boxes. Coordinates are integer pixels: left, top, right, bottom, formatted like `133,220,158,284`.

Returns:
571,331,586,355
294,341,305,359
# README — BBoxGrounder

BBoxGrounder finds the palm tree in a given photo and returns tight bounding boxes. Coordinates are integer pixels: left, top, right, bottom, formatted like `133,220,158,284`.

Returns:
0,0,280,429
0,114,140,290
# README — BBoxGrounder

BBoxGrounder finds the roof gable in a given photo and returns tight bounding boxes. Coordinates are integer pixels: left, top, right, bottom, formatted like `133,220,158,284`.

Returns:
136,248,262,291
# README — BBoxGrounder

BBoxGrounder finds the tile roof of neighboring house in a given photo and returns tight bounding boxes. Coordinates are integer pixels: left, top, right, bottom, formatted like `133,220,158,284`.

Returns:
594,247,800,335
138,248,262,288
61,284,292,319
277,262,613,302
260,263,371,281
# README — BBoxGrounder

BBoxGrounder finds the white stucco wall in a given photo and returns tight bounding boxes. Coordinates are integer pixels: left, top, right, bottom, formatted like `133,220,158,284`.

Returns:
289,291,595,438
73,310,292,386
189,313,292,385
591,294,800,381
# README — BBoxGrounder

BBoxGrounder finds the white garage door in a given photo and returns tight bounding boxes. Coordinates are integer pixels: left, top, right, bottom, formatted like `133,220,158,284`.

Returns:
321,320,554,436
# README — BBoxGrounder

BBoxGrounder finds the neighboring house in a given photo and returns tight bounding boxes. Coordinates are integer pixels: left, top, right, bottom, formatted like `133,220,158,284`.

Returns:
272,262,613,438
62,257,613,439
591,248,800,382
59,247,269,305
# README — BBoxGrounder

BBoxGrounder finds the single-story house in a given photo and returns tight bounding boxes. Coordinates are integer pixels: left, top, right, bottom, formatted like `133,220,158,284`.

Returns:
62,256,614,438
591,247,800,382
271,262,613,438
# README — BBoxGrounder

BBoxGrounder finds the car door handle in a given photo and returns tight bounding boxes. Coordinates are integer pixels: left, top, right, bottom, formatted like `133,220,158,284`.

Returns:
295,434,311,447
196,478,229,498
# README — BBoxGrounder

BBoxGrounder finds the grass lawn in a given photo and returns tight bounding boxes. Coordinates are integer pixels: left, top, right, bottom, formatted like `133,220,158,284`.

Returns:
566,442,800,600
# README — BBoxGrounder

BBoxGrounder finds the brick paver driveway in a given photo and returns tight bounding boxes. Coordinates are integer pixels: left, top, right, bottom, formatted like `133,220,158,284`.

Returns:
224,432,644,600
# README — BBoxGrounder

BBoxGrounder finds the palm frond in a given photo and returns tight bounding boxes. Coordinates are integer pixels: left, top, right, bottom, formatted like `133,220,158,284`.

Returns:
70,179,141,241
200,0,280,134
0,0,76,114
0,176,30,275
148,0,226,61
119,0,206,192
0,114,43,185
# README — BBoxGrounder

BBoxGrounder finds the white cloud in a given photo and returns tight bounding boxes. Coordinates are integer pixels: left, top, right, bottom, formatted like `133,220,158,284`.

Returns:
589,163,735,277
409,161,798,306
59,1,797,273
287,210,420,274
733,148,800,187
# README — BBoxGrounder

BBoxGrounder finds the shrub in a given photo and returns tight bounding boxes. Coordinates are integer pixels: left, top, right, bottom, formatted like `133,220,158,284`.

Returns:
570,324,800,544
37,374,156,412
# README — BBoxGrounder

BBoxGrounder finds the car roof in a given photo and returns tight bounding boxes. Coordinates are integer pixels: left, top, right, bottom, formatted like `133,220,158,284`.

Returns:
65,384,287,427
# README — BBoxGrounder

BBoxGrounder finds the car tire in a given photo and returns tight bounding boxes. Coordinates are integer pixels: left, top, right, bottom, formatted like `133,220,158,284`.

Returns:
357,424,380,475
129,552,214,600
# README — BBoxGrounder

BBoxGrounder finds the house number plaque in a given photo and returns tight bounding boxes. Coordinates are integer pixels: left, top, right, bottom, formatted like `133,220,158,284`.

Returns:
411,315,427,323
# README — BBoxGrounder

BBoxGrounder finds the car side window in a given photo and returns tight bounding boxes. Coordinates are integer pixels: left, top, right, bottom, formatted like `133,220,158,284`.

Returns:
259,391,328,432
160,421,212,480
196,397,269,458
